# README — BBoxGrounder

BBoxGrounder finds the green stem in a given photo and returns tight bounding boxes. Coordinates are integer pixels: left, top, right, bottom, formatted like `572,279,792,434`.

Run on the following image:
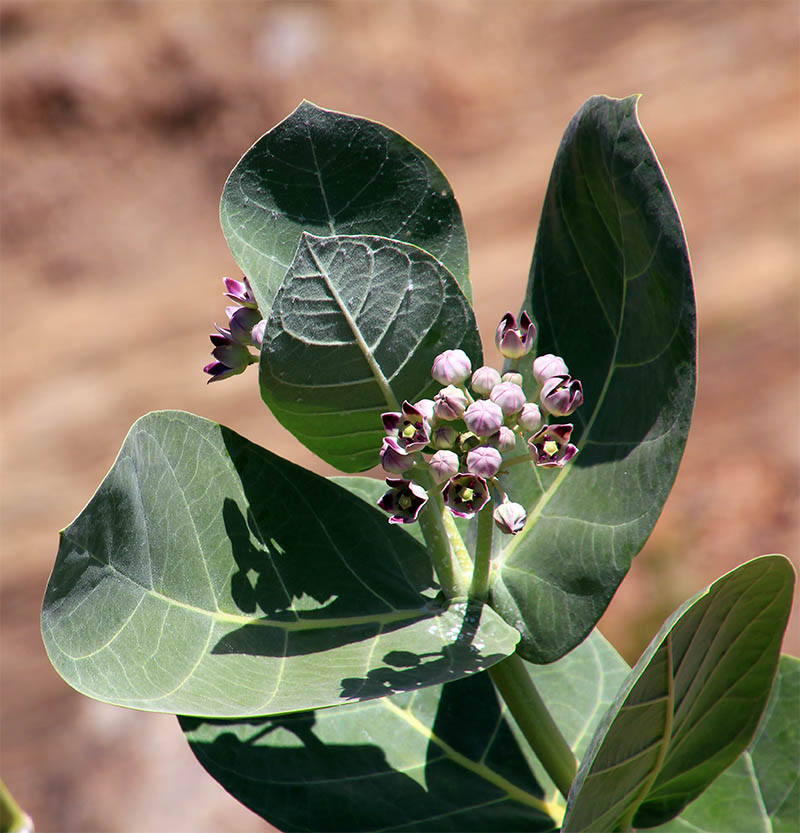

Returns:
489,653,577,801
0,779,32,833
469,499,493,601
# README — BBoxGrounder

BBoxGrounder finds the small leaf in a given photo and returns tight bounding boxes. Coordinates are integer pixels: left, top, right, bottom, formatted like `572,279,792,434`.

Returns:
649,654,799,832
180,629,627,832
259,233,482,471
562,555,795,833
220,100,470,317
41,411,519,717
493,94,696,663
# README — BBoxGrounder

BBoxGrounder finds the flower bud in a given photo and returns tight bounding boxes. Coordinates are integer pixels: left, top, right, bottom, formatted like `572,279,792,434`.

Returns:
379,437,415,474
490,381,526,416
251,319,266,347
228,307,263,346
518,402,543,433
487,426,517,453
466,445,502,479
377,477,429,524
442,473,490,519
429,450,460,484
431,425,457,449
204,339,257,383
540,375,584,417
432,349,472,385
495,311,536,359
528,424,578,468
532,353,569,385
433,385,468,421
502,371,523,386
493,501,527,535
463,399,504,437
470,365,502,396
413,398,435,423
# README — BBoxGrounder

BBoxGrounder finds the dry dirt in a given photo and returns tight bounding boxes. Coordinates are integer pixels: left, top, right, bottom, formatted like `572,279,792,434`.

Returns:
1,2,798,831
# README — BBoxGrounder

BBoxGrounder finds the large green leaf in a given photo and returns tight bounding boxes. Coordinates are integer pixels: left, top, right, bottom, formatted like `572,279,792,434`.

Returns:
259,233,482,471
180,629,628,832
650,654,799,833
492,94,696,663
220,100,470,317
41,411,519,717
562,555,795,832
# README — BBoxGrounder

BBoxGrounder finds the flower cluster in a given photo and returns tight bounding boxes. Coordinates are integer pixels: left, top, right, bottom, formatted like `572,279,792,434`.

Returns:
203,277,265,383
377,311,583,534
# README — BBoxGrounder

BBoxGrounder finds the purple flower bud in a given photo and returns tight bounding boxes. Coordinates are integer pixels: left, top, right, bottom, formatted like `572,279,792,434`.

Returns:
466,445,502,479
227,307,263,346
377,477,429,524
382,401,431,452
251,319,266,347
429,450,460,484
493,501,527,535
433,385,468,421
532,353,569,386
528,424,579,468
540,375,584,417
432,349,472,385
413,398,435,423
442,473,490,519
204,337,257,383
464,399,504,437
502,371,523,386
380,437,415,474
518,402,543,433
490,381,526,416
223,276,258,309
431,424,458,449
487,426,517,453
495,311,536,359
471,365,502,396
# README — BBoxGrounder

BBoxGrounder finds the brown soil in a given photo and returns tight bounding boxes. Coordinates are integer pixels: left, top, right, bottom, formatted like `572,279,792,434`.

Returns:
1,2,797,831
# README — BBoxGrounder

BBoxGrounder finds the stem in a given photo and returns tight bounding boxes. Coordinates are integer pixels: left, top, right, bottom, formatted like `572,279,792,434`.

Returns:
502,454,533,469
416,474,470,598
489,653,577,800
0,779,32,833
469,499,493,601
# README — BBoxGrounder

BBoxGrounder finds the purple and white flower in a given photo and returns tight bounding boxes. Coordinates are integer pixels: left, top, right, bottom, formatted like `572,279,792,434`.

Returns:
431,349,472,386
466,445,503,479
463,399,504,437
442,473,490,518
382,401,431,452
528,424,579,468
540,375,584,417
532,353,569,386
495,311,536,359
493,501,527,535
377,477,429,524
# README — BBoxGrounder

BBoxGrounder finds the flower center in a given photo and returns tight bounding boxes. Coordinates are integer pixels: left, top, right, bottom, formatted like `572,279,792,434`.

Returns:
544,440,559,456
461,487,474,502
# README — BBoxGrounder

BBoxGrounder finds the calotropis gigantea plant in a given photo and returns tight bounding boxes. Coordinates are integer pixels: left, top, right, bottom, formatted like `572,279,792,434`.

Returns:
41,97,796,833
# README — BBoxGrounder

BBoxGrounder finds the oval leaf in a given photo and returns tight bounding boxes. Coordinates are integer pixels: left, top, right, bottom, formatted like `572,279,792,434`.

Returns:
221,100,470,316
259,233,482,471
562,555,795,832
650,654,799,832
492,94,696,663
180,629,627,831
41,411,519,717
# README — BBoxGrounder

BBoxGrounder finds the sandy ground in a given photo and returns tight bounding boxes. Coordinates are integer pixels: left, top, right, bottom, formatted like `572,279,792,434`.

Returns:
1,2,798,831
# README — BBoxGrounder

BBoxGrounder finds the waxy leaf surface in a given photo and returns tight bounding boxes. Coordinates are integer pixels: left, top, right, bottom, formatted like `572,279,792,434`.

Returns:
180,629,628,832
221,100,470,317
562,555,795,832
650,654,799,833
41,412,519,717
494,95,696,663
259,233,482,471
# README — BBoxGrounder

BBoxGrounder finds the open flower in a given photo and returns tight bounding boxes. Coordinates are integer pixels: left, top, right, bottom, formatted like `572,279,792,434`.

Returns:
223,276,258,308
528,424,578,468
379,437,415,474
493,501,527,535
382,401,431,452
204,336,257,383
377,477,429,524
442,473,490,518
495,311,536,358
540,375,584,417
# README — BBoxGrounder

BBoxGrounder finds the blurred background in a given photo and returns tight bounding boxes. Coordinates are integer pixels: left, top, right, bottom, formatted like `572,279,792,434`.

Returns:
1,1,797,830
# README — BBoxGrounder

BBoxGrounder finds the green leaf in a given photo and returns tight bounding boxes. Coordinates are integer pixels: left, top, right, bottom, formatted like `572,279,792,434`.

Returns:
41,411,519,717
492,94,696,663
179,629,627,831
220,100,470,317
259,233,482,471
649,654,799,833
562,555,795,832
